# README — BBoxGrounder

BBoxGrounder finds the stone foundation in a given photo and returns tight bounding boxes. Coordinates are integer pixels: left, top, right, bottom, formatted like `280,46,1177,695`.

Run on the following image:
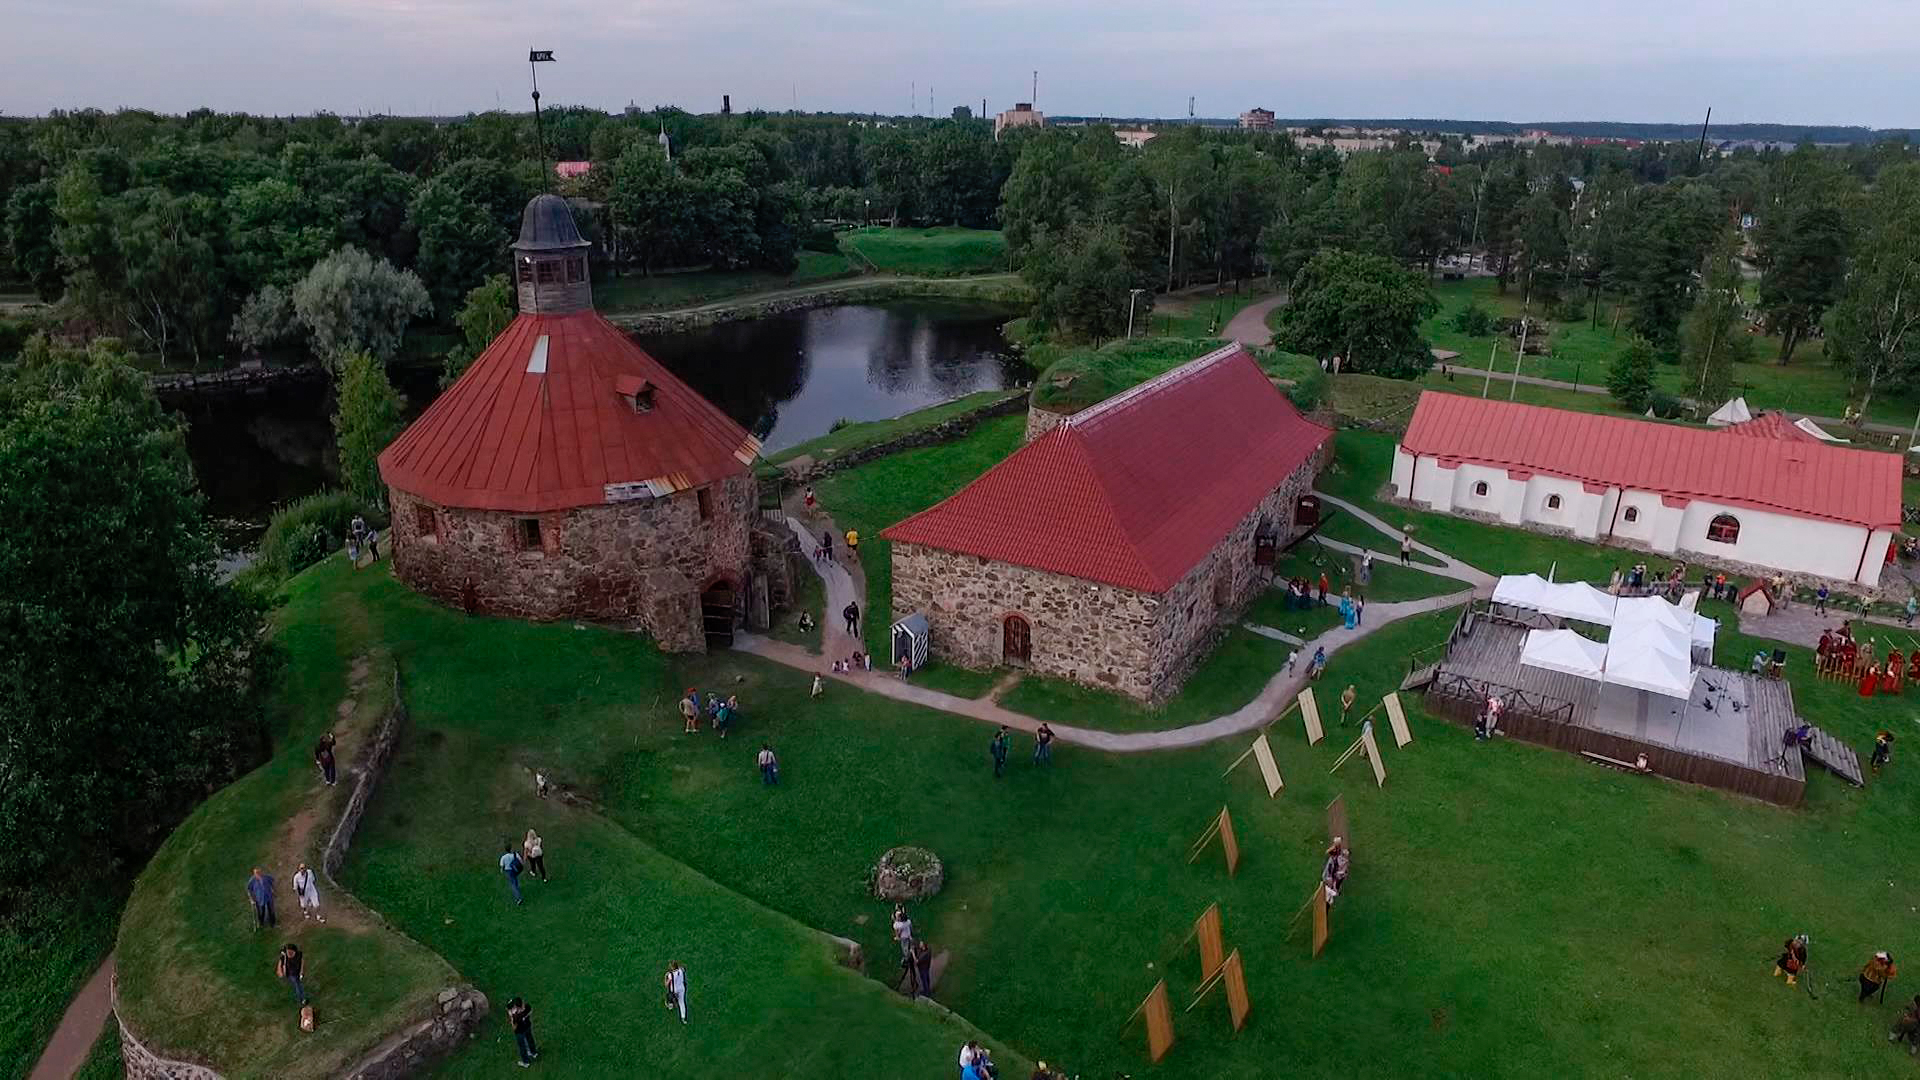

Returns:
341,988,489,1080
115,976,222,1080
1024,404,1070,442
387,474,754,651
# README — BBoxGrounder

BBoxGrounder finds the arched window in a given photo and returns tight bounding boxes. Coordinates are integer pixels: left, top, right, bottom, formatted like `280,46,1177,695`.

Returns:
1623,506,1639,523
1707,514,1741,544
1472,481,1489,497
1545,494,1562,510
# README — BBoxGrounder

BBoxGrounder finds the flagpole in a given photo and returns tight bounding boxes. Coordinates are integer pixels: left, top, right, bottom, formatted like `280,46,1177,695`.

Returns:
529,50,556,188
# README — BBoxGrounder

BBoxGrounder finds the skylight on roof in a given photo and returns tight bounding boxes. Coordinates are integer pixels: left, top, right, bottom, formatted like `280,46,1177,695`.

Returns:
527,334,550,374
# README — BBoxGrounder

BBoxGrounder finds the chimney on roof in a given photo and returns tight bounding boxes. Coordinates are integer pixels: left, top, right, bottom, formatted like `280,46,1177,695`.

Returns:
512,194,593,315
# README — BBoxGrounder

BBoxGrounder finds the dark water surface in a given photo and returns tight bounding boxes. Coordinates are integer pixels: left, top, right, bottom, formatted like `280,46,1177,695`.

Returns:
178,300,1020,532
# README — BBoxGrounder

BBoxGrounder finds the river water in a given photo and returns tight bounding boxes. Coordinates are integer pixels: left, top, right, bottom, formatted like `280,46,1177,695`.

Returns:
178,300,1023,533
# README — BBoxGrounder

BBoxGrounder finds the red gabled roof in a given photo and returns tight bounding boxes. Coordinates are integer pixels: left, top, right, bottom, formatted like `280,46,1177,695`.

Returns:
379,312,758,513
1719,411,1820,443
1400,392,1900,529
881,345,1331,592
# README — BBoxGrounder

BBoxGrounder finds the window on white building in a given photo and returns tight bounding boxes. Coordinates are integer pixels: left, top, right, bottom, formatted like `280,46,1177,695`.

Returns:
1545,494,1562,510
1473,481,1489,497
1707,514,1740,544
1623,507,1639,523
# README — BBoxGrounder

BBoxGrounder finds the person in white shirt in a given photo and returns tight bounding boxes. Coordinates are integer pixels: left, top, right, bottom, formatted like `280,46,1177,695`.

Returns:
664,961,688,1024
291,862,323,923
892,905,914,958
958,1040,980,1075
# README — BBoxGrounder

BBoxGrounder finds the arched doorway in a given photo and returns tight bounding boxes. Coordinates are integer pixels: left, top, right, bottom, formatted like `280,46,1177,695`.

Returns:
1295,494,1321,528
1003,614,1032,667
701,577,740,649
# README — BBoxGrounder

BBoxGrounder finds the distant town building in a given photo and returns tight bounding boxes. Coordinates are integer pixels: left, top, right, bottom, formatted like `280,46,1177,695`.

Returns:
884,345,1331,703
1115,129,1157,149
379,194,768,650
554,161,592,179
1239,108,1276,131
994,103,1045,140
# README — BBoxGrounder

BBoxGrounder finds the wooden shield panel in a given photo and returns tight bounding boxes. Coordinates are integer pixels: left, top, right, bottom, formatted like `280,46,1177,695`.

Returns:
1383,692,1412,748
1218,808,1241,876
1363,724,1386,787
1325,794,1350,851
1194,903,1225,980
1252,734,1284,797
1223,950,1250,1032
1311,883,1330,957
1143,980,1175,1063
1298,688,1324,745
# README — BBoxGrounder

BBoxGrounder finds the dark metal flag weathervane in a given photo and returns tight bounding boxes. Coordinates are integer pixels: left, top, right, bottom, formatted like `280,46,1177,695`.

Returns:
529,50,555,187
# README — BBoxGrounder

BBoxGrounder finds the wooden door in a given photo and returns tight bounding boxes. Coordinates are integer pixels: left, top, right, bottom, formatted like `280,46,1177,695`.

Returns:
1003,614,1031,666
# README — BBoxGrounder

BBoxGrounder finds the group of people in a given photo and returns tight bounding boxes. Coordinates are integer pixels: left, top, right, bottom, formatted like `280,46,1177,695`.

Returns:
344,513,381,570
678,687,742,737
1772,936,1920,1052
497,828,550,905
1815,624,1920,700
246,863,325,1009
986,723,1055,778
1320,837,1351,905
889,904,938,1000
1608,562,1692,599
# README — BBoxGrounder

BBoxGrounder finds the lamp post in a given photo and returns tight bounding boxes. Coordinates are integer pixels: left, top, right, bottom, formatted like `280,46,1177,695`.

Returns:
864,198,870,228
1127,288,1145,338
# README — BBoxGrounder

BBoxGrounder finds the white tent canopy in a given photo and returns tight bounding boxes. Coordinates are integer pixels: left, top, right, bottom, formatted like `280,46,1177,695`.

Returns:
1794,417,1845,443
1706,396,1753,426
1691,614,1717,651
1521,629,1609,680
1493,573,1553,611
1492,574,1619,625
1602,637,1697,698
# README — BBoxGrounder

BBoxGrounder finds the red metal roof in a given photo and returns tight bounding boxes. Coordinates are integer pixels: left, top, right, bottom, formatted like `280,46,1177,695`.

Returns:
379,312,758,513
1400,392,1901,528
881,345,1331,592
1718,411,1819,443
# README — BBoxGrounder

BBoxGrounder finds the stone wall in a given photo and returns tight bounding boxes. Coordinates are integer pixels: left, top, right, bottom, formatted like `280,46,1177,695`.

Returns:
606,276,1028,334
1023,404,1070,442
324,668,404,879
115,975,223,1080
779,393,1027,483
341,988,489,1080
387,473,754,651
891,440,1329,703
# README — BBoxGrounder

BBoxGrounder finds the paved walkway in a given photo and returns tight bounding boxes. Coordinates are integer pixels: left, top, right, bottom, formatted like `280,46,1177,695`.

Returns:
1312,494,1497,593
1223,293,1287,349
779,509,865,660
27,954,113,1080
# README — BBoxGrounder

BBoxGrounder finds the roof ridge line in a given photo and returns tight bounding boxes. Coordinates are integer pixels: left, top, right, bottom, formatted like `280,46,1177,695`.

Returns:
1067,342,1244,429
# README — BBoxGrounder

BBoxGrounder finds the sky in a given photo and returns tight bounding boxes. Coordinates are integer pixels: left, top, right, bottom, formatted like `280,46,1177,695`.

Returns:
6,0,1920,128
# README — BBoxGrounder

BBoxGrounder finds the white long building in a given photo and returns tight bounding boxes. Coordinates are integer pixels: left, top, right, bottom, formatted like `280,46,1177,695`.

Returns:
1390,394,1903,588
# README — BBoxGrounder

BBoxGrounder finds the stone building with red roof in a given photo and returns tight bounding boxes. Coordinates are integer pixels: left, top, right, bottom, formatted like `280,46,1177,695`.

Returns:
1391,392,1903,588
883,345,1331,702
379,195,762,650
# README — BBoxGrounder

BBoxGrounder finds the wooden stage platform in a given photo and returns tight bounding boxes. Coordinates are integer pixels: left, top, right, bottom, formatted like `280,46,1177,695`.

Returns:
1422,612,1810,806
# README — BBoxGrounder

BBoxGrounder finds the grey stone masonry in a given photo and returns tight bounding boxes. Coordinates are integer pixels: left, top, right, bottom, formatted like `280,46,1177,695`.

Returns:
114,974,222,1080
341,988,489,1080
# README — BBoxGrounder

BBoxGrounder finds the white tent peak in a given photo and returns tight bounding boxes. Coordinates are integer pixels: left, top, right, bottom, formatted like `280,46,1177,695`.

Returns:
1706,396,1753,427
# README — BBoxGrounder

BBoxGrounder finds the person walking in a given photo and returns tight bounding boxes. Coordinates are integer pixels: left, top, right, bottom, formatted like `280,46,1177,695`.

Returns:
1774,933,1808,986
1339,684,1358,725
811,673,824,699
314,732,337,787
1891,995,1920,1053
664,961,688,1024
522,829,548,883
844,528,859,561
345,532,361,570
366,527,380,563
803,486,816,514
1317,572,1330,607
1816,583,1830,615
277,942,307,1005
247,866,277,930
1862,951,1898,1003
892,905,914,959
990,726,1010,778
1287,649,1298,675
291,862,324,923
1399,532,1413,566
680,688,699,734
1355,593,1366,626
757,743,780,785
1310,646,1327,680
506,996,539,1067
1873,731,1895,774
1033,722,1054,765
500,842,525,906
1907,596,1917,628
820,529,834,562
843,601,860,637
913,939,934,1000
1360,550,1373,584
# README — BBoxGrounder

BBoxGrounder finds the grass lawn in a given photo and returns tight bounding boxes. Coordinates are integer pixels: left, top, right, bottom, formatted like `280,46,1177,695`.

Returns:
1029,337,1225,413
0,893,123,1080
766,389,1023,469
813,412,1027,658
996,627,1293,733
767,565,824,654
73,1026,122,1080
265,560,1920,1078
1257,546,1463,607
594,251,856,313
112,564,462,1078
841,227,1007,276
909,662,1004,699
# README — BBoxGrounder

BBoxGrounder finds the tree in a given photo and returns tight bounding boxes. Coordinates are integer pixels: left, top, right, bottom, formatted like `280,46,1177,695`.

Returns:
1623,181,1723,356
998,132,1095,259
332,350,406,508
1606,338,1657,411
289,246,431,365
442,274,514,385
1021,221,1154,340
4,181,63,300
1757,202,1849,362
230,284,298,353
1826,164,1920,418
1515,189,1570,304
407,160,527,312
1680,228,1746,405
607,143,693,275
1272,250,1439,378
0,335,272,896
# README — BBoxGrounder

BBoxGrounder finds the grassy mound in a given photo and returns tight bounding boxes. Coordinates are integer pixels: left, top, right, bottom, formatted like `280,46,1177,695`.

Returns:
841,227,1007,276
1028,338,1226,414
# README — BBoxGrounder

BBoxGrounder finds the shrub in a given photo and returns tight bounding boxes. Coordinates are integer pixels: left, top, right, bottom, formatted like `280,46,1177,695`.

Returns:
800,225,840,255
1648,391,1684,419
254,491,378,582
1450,302,1495,337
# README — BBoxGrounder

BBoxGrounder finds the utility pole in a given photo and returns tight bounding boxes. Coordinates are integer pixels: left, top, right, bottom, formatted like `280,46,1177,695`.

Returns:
1127,288,1145,338
1032,70,1038,105
911,81,916,116
1510,274,1533,401
1694,106,1712,171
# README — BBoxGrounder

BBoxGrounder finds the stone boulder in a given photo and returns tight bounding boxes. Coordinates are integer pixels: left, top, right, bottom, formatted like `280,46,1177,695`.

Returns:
869,846,944,902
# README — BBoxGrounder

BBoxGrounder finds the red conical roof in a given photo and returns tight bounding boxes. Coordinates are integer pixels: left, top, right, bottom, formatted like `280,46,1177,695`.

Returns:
379,311,759,513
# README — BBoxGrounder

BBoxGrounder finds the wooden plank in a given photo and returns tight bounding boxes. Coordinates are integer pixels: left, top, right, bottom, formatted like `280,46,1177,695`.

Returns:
1222,949,1251,1032
1311,883,1329,957
1325,795,1350,851
1144,980,1174,1063
1252,734,1284,797
1363,724,1386,787
1299,688,1324,745
1193,903,1225,981
1218,808,1241,876
1383,692,1412,748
